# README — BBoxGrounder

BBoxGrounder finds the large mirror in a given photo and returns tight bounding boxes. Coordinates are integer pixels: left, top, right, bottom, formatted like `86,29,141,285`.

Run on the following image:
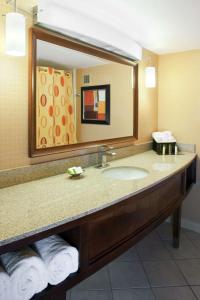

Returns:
29,28,138,157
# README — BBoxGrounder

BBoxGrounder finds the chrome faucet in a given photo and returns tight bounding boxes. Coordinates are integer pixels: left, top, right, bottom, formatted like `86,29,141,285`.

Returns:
96,145,116,168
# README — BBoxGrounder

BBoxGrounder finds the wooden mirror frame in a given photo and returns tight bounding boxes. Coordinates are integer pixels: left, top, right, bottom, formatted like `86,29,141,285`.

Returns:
29,27,139,158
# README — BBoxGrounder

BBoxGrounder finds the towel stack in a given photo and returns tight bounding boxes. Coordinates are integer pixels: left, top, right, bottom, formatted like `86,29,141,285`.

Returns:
152,131,176,143
0,235,79,300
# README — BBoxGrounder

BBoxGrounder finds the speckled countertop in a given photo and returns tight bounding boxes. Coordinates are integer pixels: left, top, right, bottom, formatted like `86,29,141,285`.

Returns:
0,150,196,246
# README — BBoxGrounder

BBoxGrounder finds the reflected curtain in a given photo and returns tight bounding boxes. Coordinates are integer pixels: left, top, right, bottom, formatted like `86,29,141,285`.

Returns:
36,66,77,149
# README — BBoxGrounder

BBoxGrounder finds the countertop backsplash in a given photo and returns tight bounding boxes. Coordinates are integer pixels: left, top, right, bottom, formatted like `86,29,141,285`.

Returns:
0,142,152,188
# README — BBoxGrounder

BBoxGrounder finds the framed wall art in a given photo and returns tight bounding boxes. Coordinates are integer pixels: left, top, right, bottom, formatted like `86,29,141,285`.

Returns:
81,84,110,125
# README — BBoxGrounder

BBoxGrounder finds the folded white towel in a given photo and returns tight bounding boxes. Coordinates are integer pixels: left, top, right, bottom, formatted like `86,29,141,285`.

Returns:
0,247,48,300
33,235,79,285
152,131,176,143
0,264,11,300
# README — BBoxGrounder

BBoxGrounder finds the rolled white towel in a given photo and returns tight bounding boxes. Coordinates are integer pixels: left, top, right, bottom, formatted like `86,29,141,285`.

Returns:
0,247,48,300
0,264,11,300
33,235,79,285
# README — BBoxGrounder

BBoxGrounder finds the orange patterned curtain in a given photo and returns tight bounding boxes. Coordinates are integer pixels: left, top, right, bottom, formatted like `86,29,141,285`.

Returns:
36,66,77,149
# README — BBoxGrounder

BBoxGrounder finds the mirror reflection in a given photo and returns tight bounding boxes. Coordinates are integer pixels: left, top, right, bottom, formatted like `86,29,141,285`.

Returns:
36,40,135,149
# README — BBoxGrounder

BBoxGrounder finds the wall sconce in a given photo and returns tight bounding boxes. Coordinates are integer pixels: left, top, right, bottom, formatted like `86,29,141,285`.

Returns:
5,0,26,56
145,66,156,88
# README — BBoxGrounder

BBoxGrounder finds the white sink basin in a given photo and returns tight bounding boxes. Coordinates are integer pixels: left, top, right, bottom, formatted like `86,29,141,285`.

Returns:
102,166,149,180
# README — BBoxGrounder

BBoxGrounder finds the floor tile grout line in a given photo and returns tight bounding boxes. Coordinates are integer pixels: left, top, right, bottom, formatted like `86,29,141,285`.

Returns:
140,258,176,262
152,284,191,288
173,258,200,261
134,242,143,262
139,258,156,299
140,258,189,289
183,229,200,242
140,258,200,262
189,238,200,254
137,234,174,262
111,287,154,290
107,265,115,300
147,283,189,288
73,284,200,290
169,240,200,259
139,228,191,289
154,284,199,300
156,228,176,261
136,228,176,261
156,226,200,260
188,285,199,300
152,285,199,300
173,256,194,287
190,284,200,287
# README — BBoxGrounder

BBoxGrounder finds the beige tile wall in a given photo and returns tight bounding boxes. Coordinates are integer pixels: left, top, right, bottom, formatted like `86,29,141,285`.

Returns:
158,50,200,225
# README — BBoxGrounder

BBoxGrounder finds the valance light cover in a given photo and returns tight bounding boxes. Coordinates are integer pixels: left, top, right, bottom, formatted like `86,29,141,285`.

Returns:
36,0,142,61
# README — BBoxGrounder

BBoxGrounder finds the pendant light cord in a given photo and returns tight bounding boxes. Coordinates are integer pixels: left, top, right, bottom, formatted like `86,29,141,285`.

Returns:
14,0,16,12
5,0,16,11
5,0,31,15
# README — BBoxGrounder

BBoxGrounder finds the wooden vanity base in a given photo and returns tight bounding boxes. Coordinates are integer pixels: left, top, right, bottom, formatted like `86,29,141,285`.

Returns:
0,158,196,300
172,205,182,248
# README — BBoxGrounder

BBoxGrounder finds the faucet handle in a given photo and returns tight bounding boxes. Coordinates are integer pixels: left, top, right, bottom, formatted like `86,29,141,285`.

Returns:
106,151,117,156
99,145,114,151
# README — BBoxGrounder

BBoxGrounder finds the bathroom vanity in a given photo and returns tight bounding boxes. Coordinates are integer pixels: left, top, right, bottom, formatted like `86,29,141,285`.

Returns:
0,151,196,300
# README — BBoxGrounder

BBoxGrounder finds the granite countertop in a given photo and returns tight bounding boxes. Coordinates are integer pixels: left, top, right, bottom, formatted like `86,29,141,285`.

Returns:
0,150,196,246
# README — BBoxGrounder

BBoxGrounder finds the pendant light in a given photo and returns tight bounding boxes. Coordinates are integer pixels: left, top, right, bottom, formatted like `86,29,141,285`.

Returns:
5,0,26,56
145,66,156,88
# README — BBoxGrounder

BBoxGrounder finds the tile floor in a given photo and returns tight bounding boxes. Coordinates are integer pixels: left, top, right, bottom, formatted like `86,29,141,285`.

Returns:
67,222,200,300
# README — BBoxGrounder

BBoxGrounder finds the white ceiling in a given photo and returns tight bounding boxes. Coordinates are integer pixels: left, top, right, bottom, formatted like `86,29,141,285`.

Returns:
37,40,109,69
47,0,200,54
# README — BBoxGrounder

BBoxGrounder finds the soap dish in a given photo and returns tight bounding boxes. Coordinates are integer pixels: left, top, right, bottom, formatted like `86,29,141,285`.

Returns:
67,167,85,178
69,172,85,178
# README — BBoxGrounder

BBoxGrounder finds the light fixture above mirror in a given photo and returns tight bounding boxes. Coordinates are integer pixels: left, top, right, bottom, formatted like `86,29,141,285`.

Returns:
35,0,142,61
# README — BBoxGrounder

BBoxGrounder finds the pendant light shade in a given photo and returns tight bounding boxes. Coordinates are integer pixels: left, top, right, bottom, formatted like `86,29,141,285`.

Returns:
5,12,26,56
145,66,156,88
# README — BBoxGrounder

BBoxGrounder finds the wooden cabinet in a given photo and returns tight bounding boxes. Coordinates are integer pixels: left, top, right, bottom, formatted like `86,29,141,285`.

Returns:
88,172,183,262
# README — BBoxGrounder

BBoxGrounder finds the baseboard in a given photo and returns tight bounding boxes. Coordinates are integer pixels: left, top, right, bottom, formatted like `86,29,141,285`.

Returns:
181,218,200,234
165,217,200,234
